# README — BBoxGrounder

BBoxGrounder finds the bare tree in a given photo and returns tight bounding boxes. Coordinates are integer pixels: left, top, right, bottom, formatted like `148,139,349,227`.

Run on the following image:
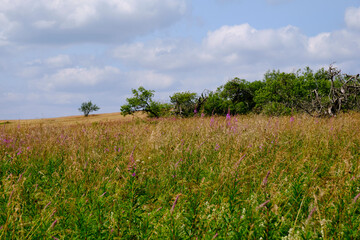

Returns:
302,65,360,117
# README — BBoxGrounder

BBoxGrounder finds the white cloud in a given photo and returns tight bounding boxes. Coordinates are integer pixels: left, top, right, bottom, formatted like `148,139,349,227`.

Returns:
127,70,174,89
308,30,360,61
345,7,360,31
203,24,307,60
37,66,121,91
0,0,187,44
45,55,72,68
113,22,360,87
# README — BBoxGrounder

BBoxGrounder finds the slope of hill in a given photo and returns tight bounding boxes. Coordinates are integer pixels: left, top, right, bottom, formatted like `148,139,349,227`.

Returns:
0,112,147,126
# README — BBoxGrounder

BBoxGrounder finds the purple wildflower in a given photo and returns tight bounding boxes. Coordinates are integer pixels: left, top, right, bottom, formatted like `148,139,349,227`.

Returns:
171,194,181,213
353,192,360,203
262,171,271,187
234,154,246,169
258,199,270,209
290,116,294,123
215,144,220,151
44,201,51,210
132,172,136,177
194,108,198,114
210,117,215,127
51,219,58,228
226,113,231,121
307,207,316,220
174,158,182,168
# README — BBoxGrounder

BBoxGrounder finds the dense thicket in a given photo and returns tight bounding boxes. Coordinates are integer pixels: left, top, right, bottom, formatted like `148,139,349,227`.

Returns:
121,66,360,118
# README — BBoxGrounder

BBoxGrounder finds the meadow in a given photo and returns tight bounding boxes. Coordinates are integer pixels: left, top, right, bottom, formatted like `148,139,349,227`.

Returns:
1,113,360,239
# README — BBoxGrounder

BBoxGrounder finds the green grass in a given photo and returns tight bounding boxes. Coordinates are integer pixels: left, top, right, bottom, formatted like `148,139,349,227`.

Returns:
1,113,360,239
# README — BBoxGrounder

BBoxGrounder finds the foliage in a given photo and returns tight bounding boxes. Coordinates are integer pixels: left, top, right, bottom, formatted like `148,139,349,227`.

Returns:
203,78,264,115
2,114,360,238
78,101,100,117
120,86,170,118
120,66,360,118
170,91,198,117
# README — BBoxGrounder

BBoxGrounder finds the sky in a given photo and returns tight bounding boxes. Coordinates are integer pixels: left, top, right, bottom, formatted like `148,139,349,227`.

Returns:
1,0,360,120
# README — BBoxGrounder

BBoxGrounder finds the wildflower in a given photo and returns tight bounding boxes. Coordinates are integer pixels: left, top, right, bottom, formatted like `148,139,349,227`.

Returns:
234,154,246,170
307,207,316,220
50,210,57,218
194,108,198,114
262,171,271,187
353,192,360,203
226,113,231,121
17,173,23,182
290,116,294,123
201,113,205,118
51,219,58,228
226,109,231,120
258,199,270,209
215,144,220,151
171,194,181,213
174,158,182,168
44,201,51,210
132,172,136,177
210,117,215,127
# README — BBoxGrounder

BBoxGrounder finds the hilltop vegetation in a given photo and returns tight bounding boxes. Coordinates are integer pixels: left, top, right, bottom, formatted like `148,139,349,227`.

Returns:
1,113,360,238
121,66,360,118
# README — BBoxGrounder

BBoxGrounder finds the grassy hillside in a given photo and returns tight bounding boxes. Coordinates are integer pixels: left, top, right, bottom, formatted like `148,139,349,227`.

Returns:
1,112,360,239
0,112,146,126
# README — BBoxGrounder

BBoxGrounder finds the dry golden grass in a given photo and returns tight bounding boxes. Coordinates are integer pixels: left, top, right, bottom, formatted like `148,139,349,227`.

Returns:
0,111,147,126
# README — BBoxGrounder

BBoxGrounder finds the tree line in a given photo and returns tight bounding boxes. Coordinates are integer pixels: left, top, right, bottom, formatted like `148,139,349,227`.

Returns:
80,65,360,118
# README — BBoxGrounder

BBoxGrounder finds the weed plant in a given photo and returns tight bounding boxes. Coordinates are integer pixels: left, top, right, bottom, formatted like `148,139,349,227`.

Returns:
1,113,360,239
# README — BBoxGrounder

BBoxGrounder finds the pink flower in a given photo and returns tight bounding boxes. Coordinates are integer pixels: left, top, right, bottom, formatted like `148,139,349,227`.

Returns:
258,199,270,209
51,219,58,228
307,207,316,220
262,171,271,187
353,192,360,203
226,113,231,121
171,194,181,213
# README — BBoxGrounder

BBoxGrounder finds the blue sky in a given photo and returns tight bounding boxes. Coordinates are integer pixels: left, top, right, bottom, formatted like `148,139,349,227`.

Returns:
1,0,360,119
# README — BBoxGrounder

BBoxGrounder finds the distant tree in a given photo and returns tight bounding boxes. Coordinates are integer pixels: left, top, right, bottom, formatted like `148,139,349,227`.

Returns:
120,86,171,118
79,101,100,117
170,91,198,117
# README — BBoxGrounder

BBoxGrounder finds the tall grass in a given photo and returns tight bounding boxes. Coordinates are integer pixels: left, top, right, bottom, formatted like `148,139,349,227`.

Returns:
1,113,360,239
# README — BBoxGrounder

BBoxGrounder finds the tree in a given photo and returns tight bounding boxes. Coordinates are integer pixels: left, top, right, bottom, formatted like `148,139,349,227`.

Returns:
202,78,264,116
170,91,198,117
79,101,100,117
120,86,171,118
